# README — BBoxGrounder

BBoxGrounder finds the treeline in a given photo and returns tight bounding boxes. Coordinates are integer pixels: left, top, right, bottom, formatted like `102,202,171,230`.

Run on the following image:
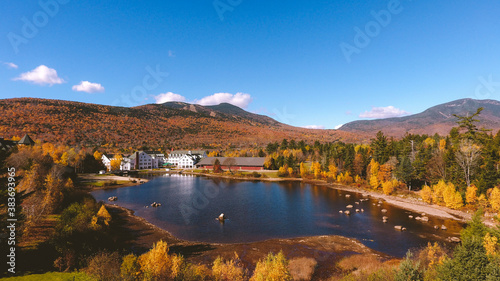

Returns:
217,108,500,212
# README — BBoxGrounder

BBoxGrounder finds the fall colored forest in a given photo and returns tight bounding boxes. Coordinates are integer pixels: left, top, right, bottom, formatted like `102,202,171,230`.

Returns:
0,98,365,150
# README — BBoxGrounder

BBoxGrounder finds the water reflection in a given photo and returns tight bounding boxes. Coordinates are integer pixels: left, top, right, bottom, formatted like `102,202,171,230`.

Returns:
91,175,464,257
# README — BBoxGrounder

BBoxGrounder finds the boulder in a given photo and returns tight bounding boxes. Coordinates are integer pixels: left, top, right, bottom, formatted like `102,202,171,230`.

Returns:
441,225,447,230
394,225,403,231
381,209,388,213
346,205,354,209
344,210,351,215
421,216,429,222
450,237,461,243
356,209,360,213
382,216,388,220
408,215,413,219
339,210,343,213
345,194,351,198
218,213,226,221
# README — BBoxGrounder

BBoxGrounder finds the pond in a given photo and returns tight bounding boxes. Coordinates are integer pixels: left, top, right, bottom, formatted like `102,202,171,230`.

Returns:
91,174,464,257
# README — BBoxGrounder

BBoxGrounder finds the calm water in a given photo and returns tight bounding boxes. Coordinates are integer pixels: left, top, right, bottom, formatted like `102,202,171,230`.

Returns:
91,174,464,257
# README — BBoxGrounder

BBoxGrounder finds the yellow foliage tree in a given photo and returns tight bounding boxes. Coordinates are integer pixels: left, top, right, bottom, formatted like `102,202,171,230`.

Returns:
110,154,123,171
278,165,289,177
382,179,399,195
420,185,433,204
490,187,500,212
212,254,247,281
299,162,308,178
311,162,322,179
97,205,112,226
287,167,294,177
442,182,463,209
250,251,292,281
439,139,446,151
432,180,448,204
424,137,436,148
368,159,380,190
139,240,174,280
465,185,478,206
328,164,338,180
337,172,354,185
483,232,498,256
93,150,103,161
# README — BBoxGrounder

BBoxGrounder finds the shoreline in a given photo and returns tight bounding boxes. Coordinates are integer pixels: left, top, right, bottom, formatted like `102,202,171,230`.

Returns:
90,171,498,227
184,171,498,227
105,203,394,278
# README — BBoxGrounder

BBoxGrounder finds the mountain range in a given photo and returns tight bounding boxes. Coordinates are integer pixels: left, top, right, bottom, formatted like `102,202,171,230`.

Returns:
338,98,500,137
1,98,499,149
0,98,362,149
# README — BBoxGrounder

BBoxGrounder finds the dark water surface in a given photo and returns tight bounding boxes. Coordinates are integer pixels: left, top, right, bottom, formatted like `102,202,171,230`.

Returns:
91,174,464,257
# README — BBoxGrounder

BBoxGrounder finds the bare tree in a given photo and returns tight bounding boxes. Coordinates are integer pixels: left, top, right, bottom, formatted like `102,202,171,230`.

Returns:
455,139,481,187
222,157,237,173
427,150,446,181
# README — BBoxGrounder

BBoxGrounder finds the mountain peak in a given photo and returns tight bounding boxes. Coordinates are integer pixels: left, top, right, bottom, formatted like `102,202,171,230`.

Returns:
339,98,500,137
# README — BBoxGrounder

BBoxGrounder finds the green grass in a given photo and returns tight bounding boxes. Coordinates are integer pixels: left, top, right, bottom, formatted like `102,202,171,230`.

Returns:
0,272,95,281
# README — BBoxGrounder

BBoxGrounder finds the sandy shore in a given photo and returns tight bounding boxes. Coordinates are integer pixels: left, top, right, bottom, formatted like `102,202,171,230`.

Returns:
78,174,149,190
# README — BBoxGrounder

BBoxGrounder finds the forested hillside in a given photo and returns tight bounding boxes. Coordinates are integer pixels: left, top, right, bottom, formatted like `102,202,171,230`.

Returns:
0,98,365,150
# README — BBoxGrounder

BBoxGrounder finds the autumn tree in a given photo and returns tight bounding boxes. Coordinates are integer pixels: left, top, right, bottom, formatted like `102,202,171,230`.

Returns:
455,139,481,187
213,158,222,173
490,187,500,212
109,154,123,171
466,185,478,206
250,251,292,281
368,159,380,189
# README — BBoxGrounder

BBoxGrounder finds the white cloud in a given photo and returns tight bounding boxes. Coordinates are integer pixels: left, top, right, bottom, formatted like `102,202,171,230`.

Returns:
303,125,326,130
72,81,105,93
196,92,252,108
334,124,344,130
154,92,187,104
4,62,18,69
13,65,65,86
359,106,410,119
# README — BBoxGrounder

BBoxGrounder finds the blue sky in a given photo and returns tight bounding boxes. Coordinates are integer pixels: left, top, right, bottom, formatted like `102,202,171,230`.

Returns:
1,0,500,129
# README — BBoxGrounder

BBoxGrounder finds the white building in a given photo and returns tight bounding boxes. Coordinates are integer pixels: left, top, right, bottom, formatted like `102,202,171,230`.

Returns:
167,150,206,169
102,151,168,171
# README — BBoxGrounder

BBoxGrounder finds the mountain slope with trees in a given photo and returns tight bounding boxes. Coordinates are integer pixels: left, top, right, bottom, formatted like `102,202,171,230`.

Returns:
0,98,365,150
339,99,500,137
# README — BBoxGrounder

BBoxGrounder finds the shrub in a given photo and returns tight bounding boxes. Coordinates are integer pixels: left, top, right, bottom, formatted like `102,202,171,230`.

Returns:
212,254,247,281
288,257,317,281
250,251,292,281
420,185,433,204
139,240,174,280
121,254,140,281
86,251,121,281
394,251,423,281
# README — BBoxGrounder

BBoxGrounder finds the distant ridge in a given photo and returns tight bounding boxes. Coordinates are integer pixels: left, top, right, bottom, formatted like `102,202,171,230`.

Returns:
0,98,364,148
339,98,500,137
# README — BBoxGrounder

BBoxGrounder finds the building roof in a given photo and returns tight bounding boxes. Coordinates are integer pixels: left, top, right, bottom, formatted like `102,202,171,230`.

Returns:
170,150,206,155
0,137,17,152
196,157,266,167
18,134,35,145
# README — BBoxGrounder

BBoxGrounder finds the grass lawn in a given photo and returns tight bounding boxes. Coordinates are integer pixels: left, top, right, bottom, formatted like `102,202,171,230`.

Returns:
1,272,95,281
